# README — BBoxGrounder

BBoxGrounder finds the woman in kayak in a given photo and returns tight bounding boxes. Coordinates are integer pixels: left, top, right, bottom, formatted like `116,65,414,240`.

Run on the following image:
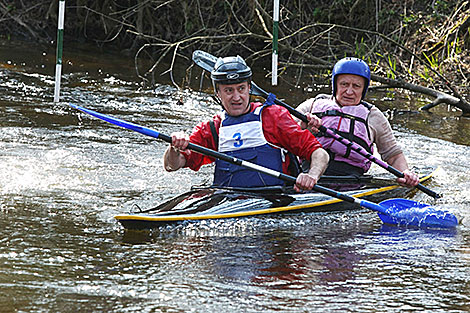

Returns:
297,57,419,188
163,55,329,192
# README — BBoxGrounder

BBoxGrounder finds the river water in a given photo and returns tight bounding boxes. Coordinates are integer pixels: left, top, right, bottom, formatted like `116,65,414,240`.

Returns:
1,40,470,312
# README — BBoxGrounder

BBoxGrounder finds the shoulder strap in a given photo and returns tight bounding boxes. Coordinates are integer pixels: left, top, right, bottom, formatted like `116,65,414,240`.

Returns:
209,120,219,149
286,151,302,177
359,101,373,141
360,100,373,110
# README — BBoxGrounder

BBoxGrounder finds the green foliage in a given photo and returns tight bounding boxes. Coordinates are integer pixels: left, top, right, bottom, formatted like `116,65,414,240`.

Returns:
434,0,451,13
354,37,366,59
312,8,322,19
376,52,397,79
185,20,193,34
386,55,397,79
370,58,380,73
418,66,433,82
447,37,462,56
423,53,446,76
423,52,439,68
402,14,419,24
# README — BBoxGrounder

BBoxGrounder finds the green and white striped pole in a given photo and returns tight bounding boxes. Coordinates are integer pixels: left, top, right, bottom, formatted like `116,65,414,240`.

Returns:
54,0,65,103
272,0,279,86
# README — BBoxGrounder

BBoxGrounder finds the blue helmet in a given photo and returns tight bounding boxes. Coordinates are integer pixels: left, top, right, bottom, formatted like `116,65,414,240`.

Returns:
332,57,371,100
211,56,252,90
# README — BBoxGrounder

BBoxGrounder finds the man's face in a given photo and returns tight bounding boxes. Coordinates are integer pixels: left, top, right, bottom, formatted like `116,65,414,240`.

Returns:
216,81,251,116
335,74,365,106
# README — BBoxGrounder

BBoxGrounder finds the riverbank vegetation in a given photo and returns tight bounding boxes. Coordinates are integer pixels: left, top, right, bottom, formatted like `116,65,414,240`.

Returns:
1,0,469,114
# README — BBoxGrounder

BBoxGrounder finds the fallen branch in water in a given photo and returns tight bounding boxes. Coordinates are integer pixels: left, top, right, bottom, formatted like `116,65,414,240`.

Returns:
370,74,470,115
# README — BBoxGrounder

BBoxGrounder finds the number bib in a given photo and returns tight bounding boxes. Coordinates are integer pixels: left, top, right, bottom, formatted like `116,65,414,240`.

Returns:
213,105,284,187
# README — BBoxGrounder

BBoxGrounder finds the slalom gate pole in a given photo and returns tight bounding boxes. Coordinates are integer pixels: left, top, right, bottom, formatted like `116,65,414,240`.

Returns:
272,0,279,86
53,0,66,103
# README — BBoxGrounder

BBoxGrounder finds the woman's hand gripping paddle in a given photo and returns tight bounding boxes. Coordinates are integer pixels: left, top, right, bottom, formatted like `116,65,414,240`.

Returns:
192,50,441,199
68,104,458,229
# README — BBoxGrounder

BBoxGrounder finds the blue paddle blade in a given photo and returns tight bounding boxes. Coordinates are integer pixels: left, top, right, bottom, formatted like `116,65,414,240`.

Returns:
377,198,458,228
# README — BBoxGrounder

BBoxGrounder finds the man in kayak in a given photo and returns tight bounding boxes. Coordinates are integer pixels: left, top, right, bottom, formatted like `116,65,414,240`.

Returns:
163,55,329,192
297,57,419,188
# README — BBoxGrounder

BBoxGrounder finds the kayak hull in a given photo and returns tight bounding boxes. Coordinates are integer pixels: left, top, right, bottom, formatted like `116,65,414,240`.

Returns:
115,171,436,229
